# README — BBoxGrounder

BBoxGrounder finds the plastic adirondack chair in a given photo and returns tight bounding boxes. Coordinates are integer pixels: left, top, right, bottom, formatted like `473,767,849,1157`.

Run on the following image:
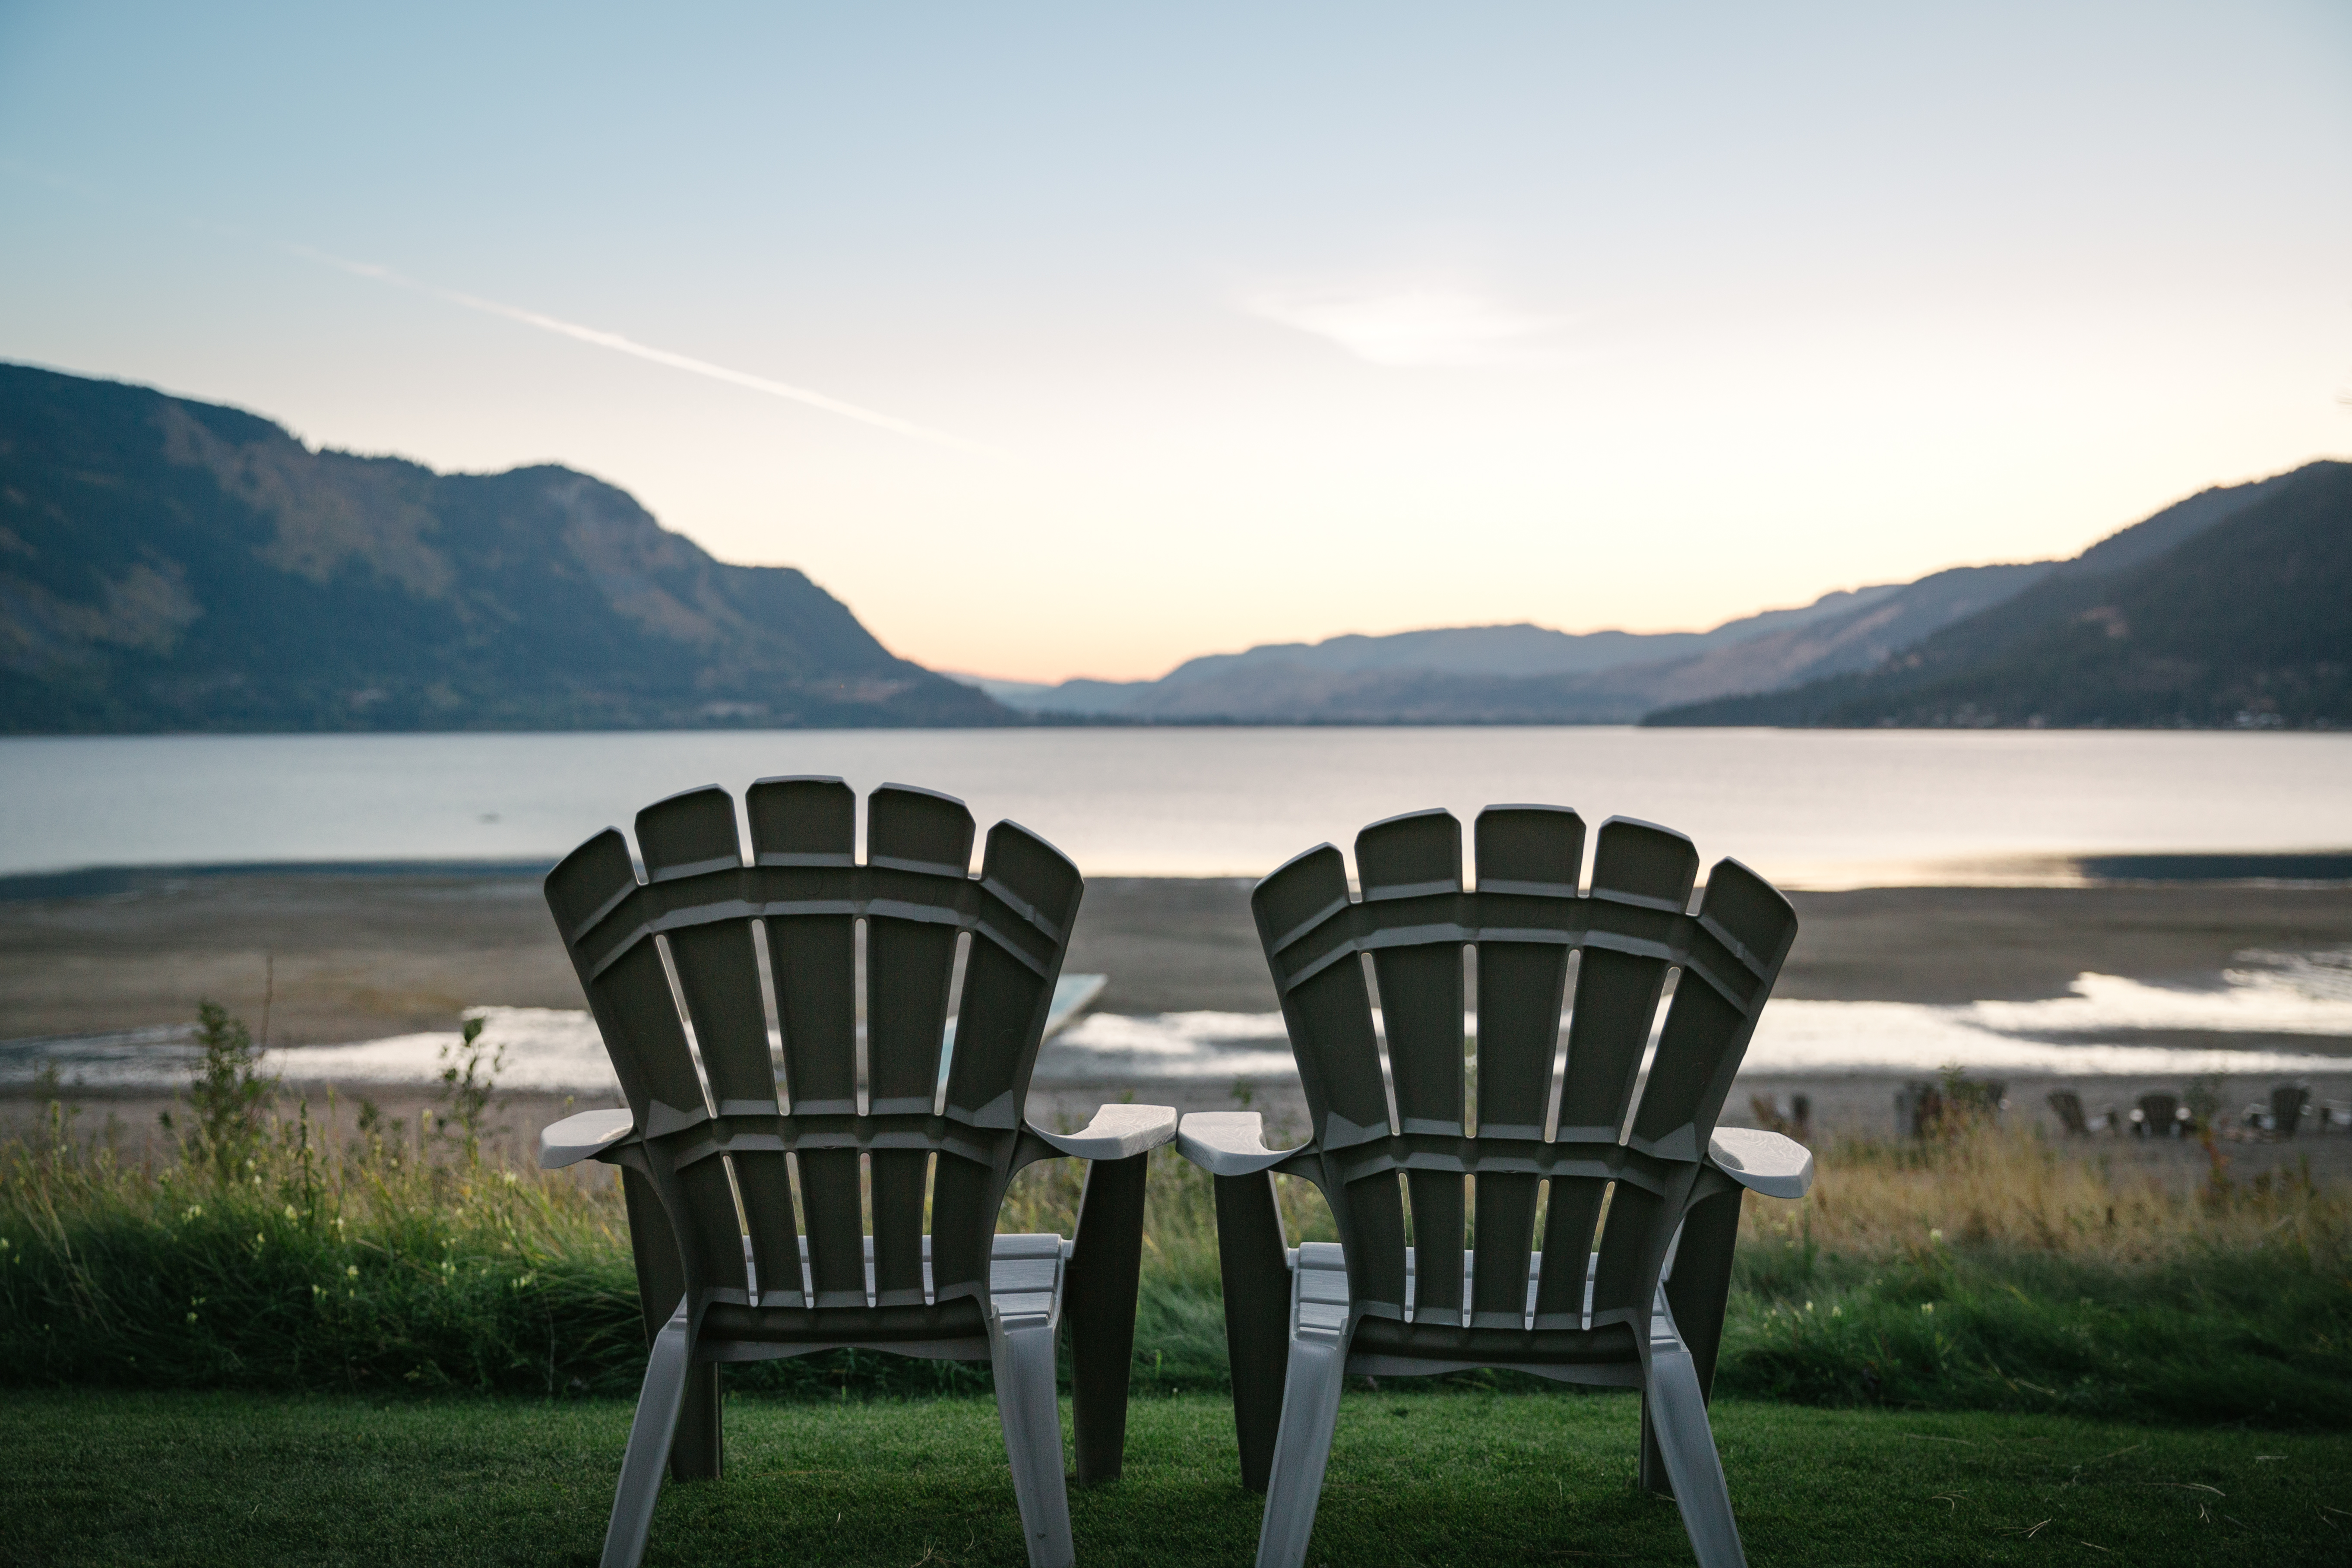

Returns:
2242,1084,2310,1139
1179,807,1812,1568
2131,1092,2184,1138
536,779,1176,1568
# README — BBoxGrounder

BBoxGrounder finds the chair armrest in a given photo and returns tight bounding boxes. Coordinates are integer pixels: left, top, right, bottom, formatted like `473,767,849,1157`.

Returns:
1177,1111,1298,1177
1706,1127,1813,1199
539,1108,635,1169
1027,1103,1178,1161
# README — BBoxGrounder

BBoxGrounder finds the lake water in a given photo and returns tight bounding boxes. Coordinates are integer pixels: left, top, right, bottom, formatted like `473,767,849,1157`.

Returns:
3,727,2348,886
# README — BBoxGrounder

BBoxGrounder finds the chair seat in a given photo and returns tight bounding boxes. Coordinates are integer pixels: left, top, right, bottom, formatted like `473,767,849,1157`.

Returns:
700,1234,1069,1361
1292,1242,1652,1381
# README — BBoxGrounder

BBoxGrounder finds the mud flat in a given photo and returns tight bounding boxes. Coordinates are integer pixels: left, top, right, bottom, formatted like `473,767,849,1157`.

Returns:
6,868,2350,1179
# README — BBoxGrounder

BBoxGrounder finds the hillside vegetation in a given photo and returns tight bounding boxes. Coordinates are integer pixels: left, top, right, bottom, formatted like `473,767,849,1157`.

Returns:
0,364,1009,732
1647,462,2350,729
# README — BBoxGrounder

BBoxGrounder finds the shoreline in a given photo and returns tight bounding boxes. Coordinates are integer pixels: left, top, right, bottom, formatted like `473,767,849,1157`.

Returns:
9,868,2351,1042
5,867,2347,1180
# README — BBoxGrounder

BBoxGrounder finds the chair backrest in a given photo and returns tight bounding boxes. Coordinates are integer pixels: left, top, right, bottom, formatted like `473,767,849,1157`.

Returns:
1252,806,1797,1340
2047,1091,2089,1134
545,778,1081,1324
2138,1092,2179,1134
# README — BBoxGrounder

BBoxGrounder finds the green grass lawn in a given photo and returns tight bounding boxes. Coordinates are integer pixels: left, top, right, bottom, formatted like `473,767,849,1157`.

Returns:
5,1388,2346,1567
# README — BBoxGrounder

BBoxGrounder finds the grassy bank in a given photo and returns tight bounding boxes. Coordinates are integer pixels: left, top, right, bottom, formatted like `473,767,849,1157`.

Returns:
5,1056,2349,1423
6,1388,2348,1566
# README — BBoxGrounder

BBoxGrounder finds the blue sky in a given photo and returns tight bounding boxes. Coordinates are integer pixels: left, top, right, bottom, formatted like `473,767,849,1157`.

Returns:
3,1,2347,681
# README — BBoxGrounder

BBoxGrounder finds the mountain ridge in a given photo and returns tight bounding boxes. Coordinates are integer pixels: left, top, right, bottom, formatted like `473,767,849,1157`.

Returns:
1643,461,2351,730
961,466,2328,727
0,362,1010,732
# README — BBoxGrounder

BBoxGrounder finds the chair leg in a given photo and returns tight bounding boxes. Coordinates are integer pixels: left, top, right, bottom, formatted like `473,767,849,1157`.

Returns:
1642,1333,1748,1568
619,1166,720,1480
1254,1331,1347,1568
1645,1187,1743,1496
601,1303,693,1568
1214,1170,1293,1492
1067,1149,1149,1485
991,1316,1076,1568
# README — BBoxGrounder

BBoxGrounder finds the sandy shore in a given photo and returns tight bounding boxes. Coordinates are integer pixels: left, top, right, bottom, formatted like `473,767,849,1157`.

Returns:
6,869,2349,1177
9,870,2352,1042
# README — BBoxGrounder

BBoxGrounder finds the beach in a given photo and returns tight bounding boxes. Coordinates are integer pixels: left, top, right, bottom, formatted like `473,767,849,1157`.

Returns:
6,868,2350,1178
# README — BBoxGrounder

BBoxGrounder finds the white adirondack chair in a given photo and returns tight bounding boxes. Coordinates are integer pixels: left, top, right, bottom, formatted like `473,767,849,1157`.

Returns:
1179,806,1812,1568
536,778,1175,1568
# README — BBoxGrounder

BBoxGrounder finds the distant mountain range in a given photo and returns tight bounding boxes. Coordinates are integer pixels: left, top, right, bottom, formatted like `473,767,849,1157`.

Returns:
1646,459,2350,729
6,361,2341,735
0,364,1009,732
958,460,2339,727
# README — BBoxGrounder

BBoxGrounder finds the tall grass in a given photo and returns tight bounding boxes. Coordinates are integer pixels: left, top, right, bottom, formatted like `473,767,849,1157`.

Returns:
1,1090,646,1394
1721,1120,2352,1425
6,1045,2348,1425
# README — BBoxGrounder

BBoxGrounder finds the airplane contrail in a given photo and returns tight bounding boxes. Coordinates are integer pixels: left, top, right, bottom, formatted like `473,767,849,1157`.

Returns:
296,247,1009,461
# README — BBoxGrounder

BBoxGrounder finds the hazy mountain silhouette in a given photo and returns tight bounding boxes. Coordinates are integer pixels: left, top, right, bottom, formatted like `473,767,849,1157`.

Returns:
0,363,1010,733
962,560,2057,723
962,466,2320,726
1645,462,2348,729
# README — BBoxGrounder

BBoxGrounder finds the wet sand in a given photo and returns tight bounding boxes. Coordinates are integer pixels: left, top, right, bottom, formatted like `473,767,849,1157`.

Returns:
7,869,2351,1042
6,870,2350,1177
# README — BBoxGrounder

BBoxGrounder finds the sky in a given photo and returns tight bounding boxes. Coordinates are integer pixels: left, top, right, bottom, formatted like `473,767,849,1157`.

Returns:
2,2,2347,684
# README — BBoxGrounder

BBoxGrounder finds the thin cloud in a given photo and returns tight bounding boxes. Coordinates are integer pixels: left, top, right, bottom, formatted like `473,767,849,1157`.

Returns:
298,248,1009,461
1244,287,1571,367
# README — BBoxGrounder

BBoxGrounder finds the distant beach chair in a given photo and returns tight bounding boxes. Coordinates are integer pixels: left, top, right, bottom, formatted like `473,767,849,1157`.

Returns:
536,779,1175,1568
2243,1084,2311,1139
1899,1076,2004,1138
1748,1092,1811,1140
2046,1090,2118,1136
2130,1091,2187,1138
1179,807,1811,1568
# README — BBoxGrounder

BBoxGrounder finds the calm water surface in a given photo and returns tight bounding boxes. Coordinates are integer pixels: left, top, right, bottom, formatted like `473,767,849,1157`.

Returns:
2,727,2346,886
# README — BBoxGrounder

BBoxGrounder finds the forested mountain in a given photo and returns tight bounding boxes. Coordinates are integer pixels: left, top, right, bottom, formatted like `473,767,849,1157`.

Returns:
0,364,1009,732
1646,462,2349,729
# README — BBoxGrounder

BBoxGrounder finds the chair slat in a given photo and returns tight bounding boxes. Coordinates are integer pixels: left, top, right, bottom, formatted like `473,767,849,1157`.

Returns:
1356,814,1471,1322
633,789,812,1305
591,941,709,1119
749,780,859,1116
871,1150,930,1304
678,1158,750,1294
746,783,868,1307
745,776,857,866
1535,822,1696,1315
928,1155,994,1304
861,788,972,1301
1407,1171,1465,1323
1628,860,1795,1149
634,785,741,881
867,783,976,876
732,1150,803,1307
795,1150,867,1307
1342,1173,1409,1316
1254,848,1387,1137
1355,809,1462,901
941,823,1080,1122
636,789,776,1109
1590,1181,1669,1321
1469,1172,1540,1325
1472,808,1585,1138
1553,819,1698,1141
1533,1176,1608,1321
